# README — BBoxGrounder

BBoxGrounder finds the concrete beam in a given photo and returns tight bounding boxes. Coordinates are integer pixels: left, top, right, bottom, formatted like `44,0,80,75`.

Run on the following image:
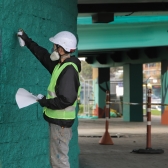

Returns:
77,21,168,52
84,47,168,68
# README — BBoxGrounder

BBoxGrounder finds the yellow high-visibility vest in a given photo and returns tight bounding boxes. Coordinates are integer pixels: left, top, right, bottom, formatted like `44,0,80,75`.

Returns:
43,62,80,119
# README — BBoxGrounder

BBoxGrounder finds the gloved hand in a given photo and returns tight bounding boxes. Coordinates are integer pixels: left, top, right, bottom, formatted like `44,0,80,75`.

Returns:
38,96,48,107
17,30,30,45
37,94,44,100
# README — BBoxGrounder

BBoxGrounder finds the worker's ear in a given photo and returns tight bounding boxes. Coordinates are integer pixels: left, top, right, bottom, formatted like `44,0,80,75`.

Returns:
59,47,66,55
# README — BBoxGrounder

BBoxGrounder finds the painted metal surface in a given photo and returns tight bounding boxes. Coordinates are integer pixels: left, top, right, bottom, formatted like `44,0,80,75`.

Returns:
78,16,168,51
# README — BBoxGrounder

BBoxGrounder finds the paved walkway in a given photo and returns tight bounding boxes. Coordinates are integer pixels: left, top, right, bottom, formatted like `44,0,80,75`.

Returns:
78,116,168,168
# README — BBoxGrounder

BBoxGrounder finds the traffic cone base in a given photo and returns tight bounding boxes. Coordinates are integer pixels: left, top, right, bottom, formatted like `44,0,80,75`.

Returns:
99,131,114,145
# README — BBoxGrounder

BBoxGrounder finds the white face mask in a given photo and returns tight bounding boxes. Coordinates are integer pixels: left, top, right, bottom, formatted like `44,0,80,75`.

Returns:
50,51,60,61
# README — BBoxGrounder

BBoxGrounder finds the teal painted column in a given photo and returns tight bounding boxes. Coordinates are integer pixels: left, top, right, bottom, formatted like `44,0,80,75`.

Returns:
96,68,110,118
123,64,143,122
161,60,168,125
0,0,79,168
92,68,99,116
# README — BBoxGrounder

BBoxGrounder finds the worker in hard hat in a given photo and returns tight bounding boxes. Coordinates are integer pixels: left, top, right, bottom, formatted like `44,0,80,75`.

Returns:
18,30,81,168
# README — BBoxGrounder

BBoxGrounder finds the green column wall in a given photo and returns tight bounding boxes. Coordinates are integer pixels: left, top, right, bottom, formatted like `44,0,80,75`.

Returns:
123,64,143,122
0,0,79,168
161,60,168,125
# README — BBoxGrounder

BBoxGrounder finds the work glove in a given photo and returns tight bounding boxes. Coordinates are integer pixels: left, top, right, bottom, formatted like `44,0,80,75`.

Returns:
38,96,48,107
17,30,31,46
37,94,44,100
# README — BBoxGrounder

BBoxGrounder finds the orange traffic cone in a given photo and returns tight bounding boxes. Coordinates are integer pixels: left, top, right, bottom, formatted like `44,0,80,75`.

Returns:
99,120,114,145
99,90,114,145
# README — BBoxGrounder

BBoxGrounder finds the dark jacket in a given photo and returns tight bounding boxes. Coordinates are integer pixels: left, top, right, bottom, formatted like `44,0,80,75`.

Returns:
25,38,81,127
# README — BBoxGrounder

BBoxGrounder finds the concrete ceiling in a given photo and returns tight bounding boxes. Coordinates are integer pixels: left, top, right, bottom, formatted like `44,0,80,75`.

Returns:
78,0,168,15
78,0,168,3
77,0,168,66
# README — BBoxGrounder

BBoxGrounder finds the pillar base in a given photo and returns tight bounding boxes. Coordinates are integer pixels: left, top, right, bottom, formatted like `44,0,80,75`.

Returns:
132,148,164,154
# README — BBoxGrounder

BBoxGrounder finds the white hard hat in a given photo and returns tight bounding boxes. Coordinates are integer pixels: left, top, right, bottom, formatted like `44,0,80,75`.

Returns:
49,31,77,52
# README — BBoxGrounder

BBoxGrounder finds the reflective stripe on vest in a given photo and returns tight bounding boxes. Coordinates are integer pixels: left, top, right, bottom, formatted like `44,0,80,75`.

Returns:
48,90,57,98
43,62,80,120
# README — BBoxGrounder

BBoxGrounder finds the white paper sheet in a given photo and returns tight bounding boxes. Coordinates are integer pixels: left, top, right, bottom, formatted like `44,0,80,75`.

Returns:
15,88,38,109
